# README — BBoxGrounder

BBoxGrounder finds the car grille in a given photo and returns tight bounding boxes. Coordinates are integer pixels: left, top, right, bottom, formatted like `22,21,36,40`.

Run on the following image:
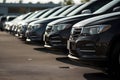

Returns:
50,36,62,44
46,26,52,34
72,28,82,40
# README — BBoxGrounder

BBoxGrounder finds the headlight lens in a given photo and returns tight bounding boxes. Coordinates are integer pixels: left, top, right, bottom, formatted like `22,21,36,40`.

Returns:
18,24,28,30
81,25,111,35
28,24,41,31
53,24,71,32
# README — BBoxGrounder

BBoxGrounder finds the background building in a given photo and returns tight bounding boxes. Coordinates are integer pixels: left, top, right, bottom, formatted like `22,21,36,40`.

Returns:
0,1,60,16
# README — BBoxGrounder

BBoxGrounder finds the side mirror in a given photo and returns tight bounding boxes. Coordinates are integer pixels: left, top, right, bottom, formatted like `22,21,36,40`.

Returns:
113,6,120,12
81,9,92,14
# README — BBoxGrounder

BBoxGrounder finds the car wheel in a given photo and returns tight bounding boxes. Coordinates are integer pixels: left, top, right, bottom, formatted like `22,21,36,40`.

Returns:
108,42,120,79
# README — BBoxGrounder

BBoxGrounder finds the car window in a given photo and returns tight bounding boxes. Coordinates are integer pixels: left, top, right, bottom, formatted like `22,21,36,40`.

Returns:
8,17,16,21
67,0,111,16
58,4,82,17
25,11,39,20
49,6,71,17
39,7,61,18
94,0,120,14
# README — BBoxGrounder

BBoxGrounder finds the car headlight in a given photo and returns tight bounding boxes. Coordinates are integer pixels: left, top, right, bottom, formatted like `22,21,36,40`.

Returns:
81,25,111,35
28,24,41,31
32,24,41,30
53,24,72,32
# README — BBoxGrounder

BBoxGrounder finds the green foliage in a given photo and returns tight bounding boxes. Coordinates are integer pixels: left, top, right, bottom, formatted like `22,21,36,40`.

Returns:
64,0,74,5
81,0,90,3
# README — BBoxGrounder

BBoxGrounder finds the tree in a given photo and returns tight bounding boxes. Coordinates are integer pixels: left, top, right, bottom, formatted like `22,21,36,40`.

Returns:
64,0,74,5
81,0,90,3
19,0,23,4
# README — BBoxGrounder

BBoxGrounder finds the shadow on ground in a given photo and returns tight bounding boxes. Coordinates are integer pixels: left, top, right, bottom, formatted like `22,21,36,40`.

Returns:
56,57,106,68
56,57,111,80
84,73,110,80
24,41,44,46
34,47,68,55
56,57,84,66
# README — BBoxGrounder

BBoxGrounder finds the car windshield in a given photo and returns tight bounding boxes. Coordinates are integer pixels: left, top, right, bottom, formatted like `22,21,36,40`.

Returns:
94,0,120,14
48,5,71,17
25,11,39,20
67,0,111,16
7,17,16,21
39,7,61,18
12,15,24,21
35,10,48,18
22,12,33,20
58,4,82,17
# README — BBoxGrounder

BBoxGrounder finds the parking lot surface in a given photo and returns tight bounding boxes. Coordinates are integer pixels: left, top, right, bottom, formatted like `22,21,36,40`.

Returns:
0,32,110,80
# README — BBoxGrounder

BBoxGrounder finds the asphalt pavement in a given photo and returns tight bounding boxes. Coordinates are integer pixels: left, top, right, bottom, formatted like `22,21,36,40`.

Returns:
0,31,110,80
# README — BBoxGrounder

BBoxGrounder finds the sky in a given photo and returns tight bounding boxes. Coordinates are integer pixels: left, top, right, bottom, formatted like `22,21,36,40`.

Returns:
0,0,81,4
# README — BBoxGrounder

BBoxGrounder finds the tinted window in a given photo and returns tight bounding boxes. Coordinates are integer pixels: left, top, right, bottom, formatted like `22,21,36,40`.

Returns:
8,17,16,21
94,0,120,14
1,17,7,22
67,0,111,16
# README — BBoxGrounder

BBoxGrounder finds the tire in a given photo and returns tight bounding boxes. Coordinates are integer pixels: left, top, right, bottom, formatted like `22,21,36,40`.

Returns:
108,42,120,79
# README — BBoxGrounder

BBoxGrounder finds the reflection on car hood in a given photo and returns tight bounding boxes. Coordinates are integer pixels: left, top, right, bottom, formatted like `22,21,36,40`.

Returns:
29,16,65,24
48,14,91,26
73,12,120,28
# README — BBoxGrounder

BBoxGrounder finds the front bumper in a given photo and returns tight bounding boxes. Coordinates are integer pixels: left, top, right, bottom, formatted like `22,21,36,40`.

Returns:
26,36,42,42
44,35,66,49
68,36,107,61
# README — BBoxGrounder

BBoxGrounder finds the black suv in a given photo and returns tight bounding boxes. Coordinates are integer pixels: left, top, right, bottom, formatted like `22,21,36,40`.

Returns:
26,0,111,43
68,11,120,79
44,0,120,49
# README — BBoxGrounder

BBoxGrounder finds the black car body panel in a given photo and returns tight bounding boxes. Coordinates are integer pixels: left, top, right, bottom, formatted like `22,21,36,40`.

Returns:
68,12,120,61
17,5,76,39
26,17,64,41
44,0,120,49
26,0,111,42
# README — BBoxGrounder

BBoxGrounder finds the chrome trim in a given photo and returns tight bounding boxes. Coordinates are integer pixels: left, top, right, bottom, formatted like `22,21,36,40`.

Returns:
43,34,45,41
51,36,60,39
26,38,31,42
15,34,19,37
51,40,61,43
80,50,96,52
68,54,79,60
44,44,52,48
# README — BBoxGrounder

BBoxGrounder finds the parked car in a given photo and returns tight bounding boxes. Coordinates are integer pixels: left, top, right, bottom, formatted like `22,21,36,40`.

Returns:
43,0,119,49
4,12,33,32
25,0,110,42
13,9,49,36
24,4,83,41
67,11,120,79
12,9,49,35
4,14,25,32
3,16,17,30
0,15,17,31
17,5,73,38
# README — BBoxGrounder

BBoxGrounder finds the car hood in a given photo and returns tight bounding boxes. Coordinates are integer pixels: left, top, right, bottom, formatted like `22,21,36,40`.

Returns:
19,18,40,24
73,12,120,28
48,14,92,26
29,16,65,24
